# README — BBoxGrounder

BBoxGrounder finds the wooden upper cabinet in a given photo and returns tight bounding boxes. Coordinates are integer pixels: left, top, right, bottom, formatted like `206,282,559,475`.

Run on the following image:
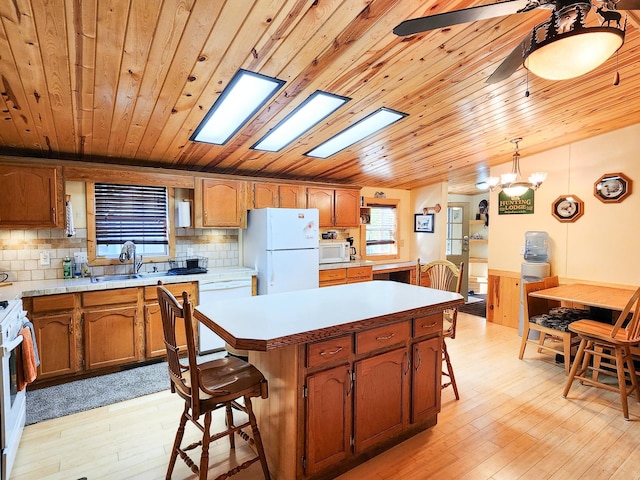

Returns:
334,189,360,227
277,184,306,208
307,187,334,226
0,164,64,229
252,182,306,209
196,178,248,228
307,187,360,227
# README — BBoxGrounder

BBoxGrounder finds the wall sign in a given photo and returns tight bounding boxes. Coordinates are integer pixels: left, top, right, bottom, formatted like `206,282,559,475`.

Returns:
498,189,534,215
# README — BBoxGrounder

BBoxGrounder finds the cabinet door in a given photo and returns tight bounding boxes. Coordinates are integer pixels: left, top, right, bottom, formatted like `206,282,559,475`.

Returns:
278,184,305,209
200,178,247,227
334,189,360,227
411,336,442,423
252,182,278,209
307,188,334,227
354,347,409,453
305,364,352,476
0,165,63,228
33,313,77,379
144,304,188,358
84,306,140,369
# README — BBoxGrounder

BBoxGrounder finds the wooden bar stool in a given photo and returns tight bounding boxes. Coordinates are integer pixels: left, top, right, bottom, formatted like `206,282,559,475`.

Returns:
156,284,270,479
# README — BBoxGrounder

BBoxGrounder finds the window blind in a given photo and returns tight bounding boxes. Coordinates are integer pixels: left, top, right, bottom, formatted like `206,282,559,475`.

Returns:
95,183,168,246
366,204,397,247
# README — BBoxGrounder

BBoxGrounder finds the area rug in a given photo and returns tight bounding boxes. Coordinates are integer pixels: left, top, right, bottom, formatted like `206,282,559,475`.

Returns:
26,360,171,425
458,294,487,318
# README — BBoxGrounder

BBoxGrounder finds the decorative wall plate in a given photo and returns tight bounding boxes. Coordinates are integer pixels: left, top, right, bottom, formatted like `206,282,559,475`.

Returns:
594,172,632,203
552,195,584,223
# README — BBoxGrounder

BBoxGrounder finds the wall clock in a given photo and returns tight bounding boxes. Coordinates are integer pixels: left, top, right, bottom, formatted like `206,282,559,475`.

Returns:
551,195,584,223
594,173,632,203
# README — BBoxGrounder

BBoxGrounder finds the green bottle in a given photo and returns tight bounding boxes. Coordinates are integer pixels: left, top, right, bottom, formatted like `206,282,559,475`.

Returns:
63,256,72,279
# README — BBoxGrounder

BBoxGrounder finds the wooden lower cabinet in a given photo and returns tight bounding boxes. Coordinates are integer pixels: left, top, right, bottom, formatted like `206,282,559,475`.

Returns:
83,306,140,369
354,347,409,453
305,364,352,476
320,266,372,287
144,282,194,358
33,312,77,379
277,315,442,479
26,281,197,384
411,336,442,423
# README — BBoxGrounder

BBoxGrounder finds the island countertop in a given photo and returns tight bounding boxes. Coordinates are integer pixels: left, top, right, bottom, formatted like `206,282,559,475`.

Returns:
194,280,463,351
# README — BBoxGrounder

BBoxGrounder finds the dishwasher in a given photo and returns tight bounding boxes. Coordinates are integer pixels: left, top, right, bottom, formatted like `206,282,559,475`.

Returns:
198,279,252,354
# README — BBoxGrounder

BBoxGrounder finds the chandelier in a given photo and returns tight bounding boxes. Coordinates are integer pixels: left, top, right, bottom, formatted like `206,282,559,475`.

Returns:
523,2,625,81
485,138,547,197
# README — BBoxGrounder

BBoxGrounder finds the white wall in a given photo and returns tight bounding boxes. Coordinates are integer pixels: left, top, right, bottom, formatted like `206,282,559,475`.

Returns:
411,182,448,264
488,123,640,287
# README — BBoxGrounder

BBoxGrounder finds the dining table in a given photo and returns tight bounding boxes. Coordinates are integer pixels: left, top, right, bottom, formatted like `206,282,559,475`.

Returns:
528,283,636,312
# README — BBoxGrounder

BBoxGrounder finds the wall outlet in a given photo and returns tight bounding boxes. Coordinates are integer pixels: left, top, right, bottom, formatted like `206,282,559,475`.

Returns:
39,251,50,266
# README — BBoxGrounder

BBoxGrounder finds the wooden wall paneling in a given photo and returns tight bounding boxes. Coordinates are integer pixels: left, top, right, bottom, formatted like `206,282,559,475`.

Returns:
106,0,163,157
66,0,98,156
119,0,194,159
487,274,521,329
91,0,130,155
0,2,53,153
134,0,223,160
30,0,77,151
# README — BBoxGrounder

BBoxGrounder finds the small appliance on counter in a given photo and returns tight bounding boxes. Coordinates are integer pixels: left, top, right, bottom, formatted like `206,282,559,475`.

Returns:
346,236,357,261
168,256,208,275
319,240,350,264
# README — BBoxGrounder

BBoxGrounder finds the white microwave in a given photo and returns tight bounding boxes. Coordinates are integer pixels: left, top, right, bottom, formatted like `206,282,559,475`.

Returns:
319,241,350,264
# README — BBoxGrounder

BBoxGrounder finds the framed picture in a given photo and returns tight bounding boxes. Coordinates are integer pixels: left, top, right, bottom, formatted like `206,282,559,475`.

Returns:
594,172,632,203
414,213,435,233
551,195,584,223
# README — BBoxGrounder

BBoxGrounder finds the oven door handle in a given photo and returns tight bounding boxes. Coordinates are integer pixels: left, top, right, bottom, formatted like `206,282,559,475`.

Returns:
3,334,23,355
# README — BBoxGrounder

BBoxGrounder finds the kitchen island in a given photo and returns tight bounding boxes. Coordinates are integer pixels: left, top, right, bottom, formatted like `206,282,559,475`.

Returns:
194,280,463,479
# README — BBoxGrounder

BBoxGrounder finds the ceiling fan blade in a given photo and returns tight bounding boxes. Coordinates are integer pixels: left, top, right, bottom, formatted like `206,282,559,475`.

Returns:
485,36,530,84
610,0,640,9
393,0,535,36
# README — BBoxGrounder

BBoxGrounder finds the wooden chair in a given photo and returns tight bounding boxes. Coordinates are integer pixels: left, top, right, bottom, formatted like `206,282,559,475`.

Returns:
519,276,589,375
156,284,270,479
562,286,640,420
416,260,464,400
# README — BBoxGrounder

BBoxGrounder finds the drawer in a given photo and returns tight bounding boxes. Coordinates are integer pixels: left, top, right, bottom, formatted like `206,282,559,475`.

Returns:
31,293,75,313
83,288,138,307
346,266,372,282
307,335,352,368
320,269,346,282
413,313,442,338
144,282,194,301
356,320,410,355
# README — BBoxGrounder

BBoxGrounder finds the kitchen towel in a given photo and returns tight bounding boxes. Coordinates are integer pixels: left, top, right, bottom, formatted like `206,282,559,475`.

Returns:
17,327,38,391
22,319,40,367
65,198,76,237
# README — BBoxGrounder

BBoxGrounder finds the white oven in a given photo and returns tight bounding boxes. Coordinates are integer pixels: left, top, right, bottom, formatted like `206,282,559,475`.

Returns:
318,241,350,264
1,300,27,480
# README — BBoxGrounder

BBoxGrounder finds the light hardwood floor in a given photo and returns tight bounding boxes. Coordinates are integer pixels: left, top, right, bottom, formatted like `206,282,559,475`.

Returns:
13,313,640,480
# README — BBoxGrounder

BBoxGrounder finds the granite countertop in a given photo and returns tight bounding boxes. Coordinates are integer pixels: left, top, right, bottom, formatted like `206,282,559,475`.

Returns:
0,267,257,303
195,280,463,351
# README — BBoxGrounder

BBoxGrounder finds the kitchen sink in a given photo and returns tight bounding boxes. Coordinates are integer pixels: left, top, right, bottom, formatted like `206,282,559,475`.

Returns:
90,272,168,283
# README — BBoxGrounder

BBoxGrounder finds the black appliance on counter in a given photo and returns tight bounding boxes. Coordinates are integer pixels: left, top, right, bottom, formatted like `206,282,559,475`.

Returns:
168,256,208,275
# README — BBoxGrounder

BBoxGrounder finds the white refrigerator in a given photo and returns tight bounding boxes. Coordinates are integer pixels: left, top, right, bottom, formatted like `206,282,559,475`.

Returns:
243,208,319,294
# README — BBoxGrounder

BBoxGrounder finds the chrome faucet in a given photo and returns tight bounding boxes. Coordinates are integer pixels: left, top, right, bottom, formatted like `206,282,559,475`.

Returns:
119,241,142,275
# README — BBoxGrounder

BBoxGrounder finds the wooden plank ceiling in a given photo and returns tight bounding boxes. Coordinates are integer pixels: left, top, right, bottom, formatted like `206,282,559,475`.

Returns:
1,0,639,194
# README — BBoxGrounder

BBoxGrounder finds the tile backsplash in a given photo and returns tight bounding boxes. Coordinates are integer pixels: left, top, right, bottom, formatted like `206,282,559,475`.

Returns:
0,227,239,282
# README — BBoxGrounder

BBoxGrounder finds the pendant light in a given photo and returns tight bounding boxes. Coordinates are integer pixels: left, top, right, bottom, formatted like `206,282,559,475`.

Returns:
485,138,546,197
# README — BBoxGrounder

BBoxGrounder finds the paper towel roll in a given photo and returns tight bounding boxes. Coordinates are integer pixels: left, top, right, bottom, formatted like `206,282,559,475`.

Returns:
177,201,191,227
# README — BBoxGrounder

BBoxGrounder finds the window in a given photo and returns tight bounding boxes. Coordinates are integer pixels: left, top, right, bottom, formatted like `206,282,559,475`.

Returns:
365,201,398,259
92,183,170,259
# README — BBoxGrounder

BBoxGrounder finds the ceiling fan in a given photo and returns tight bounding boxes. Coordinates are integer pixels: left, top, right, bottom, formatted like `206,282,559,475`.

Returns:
393,1,640,83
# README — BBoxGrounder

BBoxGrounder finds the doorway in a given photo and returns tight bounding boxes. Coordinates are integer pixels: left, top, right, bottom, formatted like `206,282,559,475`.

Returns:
446,203,469,302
